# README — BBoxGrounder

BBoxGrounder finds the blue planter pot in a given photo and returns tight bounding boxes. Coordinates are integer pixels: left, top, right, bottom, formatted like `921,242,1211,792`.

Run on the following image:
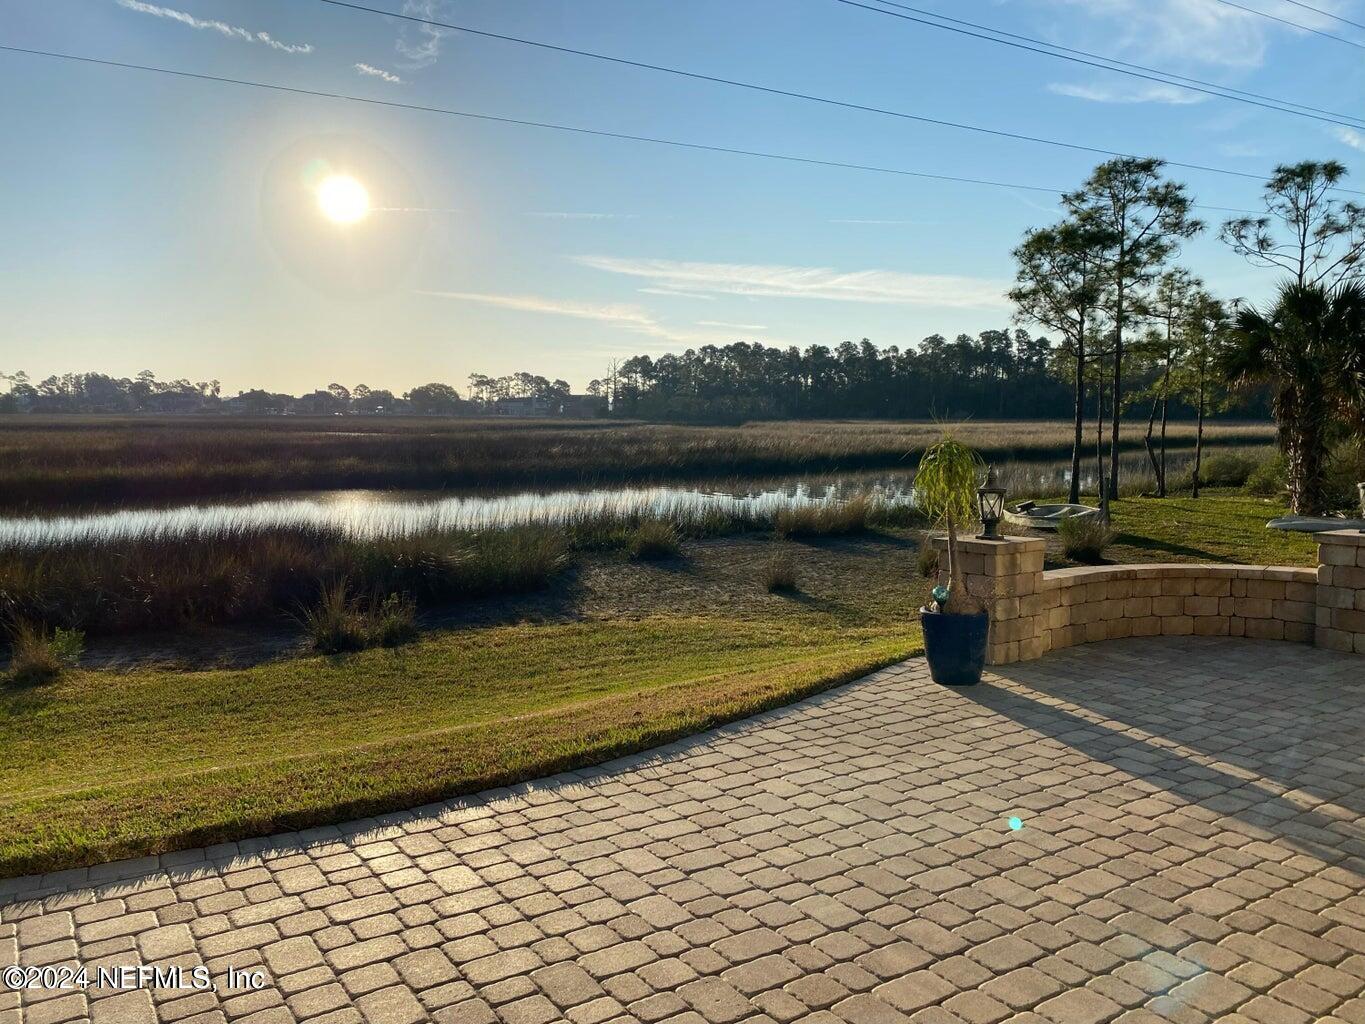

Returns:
920,608,989,686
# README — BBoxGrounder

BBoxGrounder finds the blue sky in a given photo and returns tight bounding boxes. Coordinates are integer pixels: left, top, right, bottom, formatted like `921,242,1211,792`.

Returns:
2,0,1363,394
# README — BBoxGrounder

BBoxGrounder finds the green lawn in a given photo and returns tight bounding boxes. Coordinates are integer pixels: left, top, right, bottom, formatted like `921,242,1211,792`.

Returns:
0,615,920,875
0,491,1316,877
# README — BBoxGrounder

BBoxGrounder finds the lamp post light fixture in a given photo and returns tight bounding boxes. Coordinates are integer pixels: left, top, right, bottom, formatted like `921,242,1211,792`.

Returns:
977,465,1006,541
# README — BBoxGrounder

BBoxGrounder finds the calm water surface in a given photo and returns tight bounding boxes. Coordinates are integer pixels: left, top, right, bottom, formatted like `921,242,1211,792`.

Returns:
0,454,1173,547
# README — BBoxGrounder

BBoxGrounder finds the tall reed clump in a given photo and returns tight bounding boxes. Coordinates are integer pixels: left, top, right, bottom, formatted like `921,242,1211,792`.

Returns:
627,520,681,560
761,550,799,593
773,495,875,539
5,622,84,686
299,581,418,653
1058,513,1115,563
0,524,568,636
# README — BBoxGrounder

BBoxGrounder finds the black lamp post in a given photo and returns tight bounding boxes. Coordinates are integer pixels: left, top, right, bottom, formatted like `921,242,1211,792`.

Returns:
977,465,1006,541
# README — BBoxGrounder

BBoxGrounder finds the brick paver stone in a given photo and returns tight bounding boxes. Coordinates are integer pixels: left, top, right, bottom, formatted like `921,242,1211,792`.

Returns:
1,637,1362,1023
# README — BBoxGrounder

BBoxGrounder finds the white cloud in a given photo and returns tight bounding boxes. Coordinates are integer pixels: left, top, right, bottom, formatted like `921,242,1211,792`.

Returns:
576,256,1010,309
355,63,404,84
1047,81,1206,105
697,321,769,331
1333,126,1365,152
115,1,312,53
396,0,449,69
828,218,923,225
415,289,775,346
638,287,716,300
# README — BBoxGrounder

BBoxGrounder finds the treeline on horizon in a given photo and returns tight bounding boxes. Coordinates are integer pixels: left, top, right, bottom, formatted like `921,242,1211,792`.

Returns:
0,330,1269,423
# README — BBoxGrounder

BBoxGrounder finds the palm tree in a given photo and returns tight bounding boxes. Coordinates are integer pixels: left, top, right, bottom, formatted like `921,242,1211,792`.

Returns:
1223,282,1365,514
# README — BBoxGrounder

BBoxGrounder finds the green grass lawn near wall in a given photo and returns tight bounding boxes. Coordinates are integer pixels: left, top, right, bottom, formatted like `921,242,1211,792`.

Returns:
0,615,921,876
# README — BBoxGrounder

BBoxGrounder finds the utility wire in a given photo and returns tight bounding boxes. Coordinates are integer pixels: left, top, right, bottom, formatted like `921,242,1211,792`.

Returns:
1206,0,1365,49
0,43,1260,214
869,0,1365,126
835,0,1365,130
310,0,1293,189
1276,0,1365,33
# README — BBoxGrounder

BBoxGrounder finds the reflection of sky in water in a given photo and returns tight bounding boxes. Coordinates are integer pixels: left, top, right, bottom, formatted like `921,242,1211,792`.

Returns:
0,453,1182,548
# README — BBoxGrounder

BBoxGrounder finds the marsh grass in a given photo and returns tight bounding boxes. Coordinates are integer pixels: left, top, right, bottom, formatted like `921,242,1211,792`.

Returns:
1058,513,1116,563
774,494,873,538
761,551,799,593
6,622,83,686
0,415,1277,510
627,521,682,560
300,583,418,653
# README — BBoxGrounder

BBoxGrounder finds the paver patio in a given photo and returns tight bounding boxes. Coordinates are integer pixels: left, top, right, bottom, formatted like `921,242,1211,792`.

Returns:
2,636,1363,1024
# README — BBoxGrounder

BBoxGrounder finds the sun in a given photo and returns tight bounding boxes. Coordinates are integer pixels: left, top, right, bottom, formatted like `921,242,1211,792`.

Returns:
316,174,370,224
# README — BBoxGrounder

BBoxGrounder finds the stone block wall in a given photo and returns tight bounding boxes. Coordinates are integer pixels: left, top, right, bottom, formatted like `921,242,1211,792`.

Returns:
930,528,1365,666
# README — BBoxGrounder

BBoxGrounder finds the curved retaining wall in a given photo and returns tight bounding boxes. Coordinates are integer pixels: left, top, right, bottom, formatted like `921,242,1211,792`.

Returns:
930,528,1365,666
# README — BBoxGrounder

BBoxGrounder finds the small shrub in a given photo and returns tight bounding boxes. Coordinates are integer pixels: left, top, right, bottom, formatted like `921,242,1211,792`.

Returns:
7,622,83,686
300,579,369,654
1199,452,1257,488
368,592,418,648
1325,438,1365,513
1243,454,1286,498
915,543,940,579
1058,513,1114,564
761,552,799,593
627,521,681,560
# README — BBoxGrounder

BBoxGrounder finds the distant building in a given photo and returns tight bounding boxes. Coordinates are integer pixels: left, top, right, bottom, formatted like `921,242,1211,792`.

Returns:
492,396,552,417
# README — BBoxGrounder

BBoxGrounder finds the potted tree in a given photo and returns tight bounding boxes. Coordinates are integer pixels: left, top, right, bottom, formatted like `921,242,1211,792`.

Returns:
917,437,990,686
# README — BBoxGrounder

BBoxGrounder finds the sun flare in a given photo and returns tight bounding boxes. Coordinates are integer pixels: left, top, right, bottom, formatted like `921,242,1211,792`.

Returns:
316,174,370,224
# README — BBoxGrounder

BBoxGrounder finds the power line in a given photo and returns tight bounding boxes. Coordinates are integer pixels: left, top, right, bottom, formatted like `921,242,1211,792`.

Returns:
0,43,1260,214
868,0,1365,126
1276,0,1365,33
834,0,1365,130
1206,0,1365,49
310,0,1291,189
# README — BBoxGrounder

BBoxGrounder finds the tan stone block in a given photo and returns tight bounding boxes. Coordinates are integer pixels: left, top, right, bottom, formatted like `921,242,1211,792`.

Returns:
1045,627,1069,650
1359,547,1365,569
1018,549,1045,574
1358,589,1365,611
1233,598,1273,619
1245,618,1285,641
1084,620,1108,643
1355,632,1365,653
1317,564,1334,585
1101,599,1125,621
1046,607,1069,630
1085,582,1108,602
956,552,986,576
1018,634,1049,661
1285,581,1316,602
1194,577,1231,597
1247,579,1286,599
1163,616,1195,635
988,641,1019,665
1318,585,1355,609
1072,602,1101,625
1219,597,1235,615
1003,572,1035,597
1331,564,1365,589
1106,579,1133,600
1331,607,1365,633
1107,618,1132,639
1132,616,1161,637
1018,593,1048,617
994,597,1020,620
1152,596,1183,616
1230,616,1246,637
1124,597,1152,617
1285,621,1314,644
1231,578,1248,597
1193,616,1230,637
1317,627,1354,652
1321,543,1359,566
1273,599,1315,624
1317,606,1333,627
1163,578,1197,596
1184,596,1221,617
